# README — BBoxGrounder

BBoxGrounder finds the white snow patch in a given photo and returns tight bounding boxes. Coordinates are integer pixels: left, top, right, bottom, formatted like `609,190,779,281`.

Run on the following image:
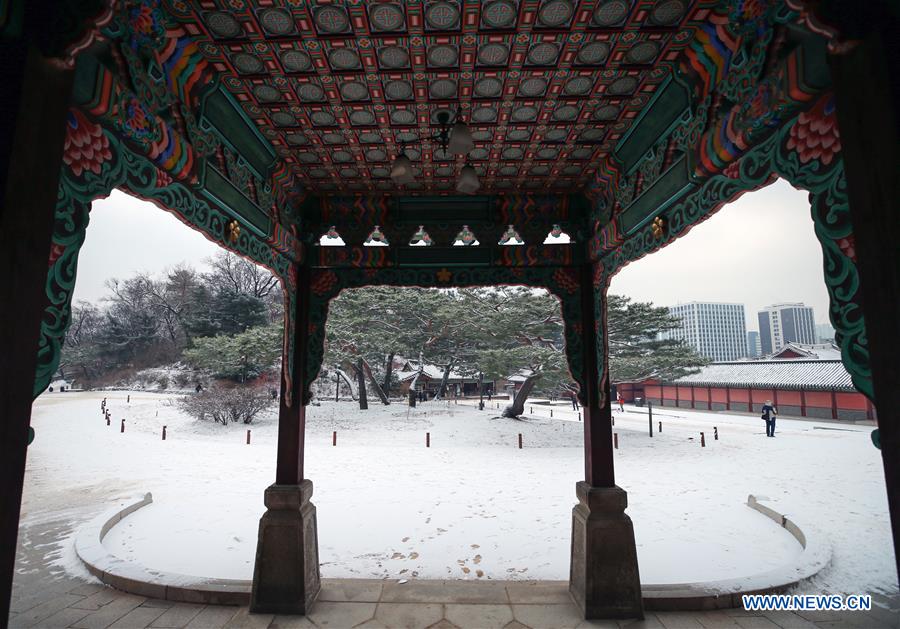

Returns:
22,391,895,596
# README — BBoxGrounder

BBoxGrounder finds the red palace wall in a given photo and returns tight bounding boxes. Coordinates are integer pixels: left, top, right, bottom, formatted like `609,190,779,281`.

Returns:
636,382,875,421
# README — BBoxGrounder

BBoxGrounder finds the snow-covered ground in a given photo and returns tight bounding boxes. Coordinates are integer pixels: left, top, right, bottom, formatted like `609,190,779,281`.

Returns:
22,391,895,597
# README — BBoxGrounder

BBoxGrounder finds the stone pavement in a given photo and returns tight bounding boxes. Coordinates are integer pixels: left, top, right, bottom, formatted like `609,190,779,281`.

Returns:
9,514,900,629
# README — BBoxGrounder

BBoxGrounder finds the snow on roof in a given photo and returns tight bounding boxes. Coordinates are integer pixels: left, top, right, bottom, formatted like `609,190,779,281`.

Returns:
767,342,842,361
671,360,855,390
396,362,475,382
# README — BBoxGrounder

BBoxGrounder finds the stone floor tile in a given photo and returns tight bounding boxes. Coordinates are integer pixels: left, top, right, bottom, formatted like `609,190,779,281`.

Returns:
151,603,206,628
267,615,317,629
8,593,84,627
9,587,80,615
307,601,377,628
141,600,177,609
353,620,389,629
184,606,240,629
381,581,507,605
70,589,122,611
318,580,384,603
426,621,460,629
69,584,110,597
445,603,514,628
510,603,584,628
808,622,864,629
756,612,817,629
373,603,444,629
733,616,782,629
108,605,169,629
654,612,705,629
506,584,573,605
617,616,665,629
222,608,274,629
25,605,91,628
575,619,619,628
70,595,148,629
502,622,532,629
695,611,742,628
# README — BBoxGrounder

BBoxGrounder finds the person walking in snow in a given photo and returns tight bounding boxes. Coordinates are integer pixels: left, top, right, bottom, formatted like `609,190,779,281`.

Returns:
617,392,625,413
762,400,778,437
570,389,579,411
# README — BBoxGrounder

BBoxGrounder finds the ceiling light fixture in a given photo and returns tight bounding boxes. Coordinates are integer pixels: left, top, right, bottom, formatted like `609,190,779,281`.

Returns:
390,110,480,193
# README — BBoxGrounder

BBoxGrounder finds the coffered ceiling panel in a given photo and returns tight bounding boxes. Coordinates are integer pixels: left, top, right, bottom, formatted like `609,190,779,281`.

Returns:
165,0,714,195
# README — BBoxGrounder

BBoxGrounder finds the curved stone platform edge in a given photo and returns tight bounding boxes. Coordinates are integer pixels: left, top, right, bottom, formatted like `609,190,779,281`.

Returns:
640,493,832,611
74,492,830,611
74,492,250,605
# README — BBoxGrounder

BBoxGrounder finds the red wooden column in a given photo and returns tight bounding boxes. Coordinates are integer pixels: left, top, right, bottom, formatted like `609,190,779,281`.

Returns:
251,265,321,614
800,389,807,417
690,385,695,409
0,44,75,621
707,386,712,411
275,265,311,486
829,3,900,581
725,385,731,411
579,263,614,487
831,388,838,420
569,262,642,619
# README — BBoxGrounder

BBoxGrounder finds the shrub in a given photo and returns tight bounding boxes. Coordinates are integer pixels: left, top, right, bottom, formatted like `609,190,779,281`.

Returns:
179,383,274,425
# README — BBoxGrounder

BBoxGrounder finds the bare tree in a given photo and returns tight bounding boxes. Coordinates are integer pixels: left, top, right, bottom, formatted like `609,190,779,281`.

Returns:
206,250,280,300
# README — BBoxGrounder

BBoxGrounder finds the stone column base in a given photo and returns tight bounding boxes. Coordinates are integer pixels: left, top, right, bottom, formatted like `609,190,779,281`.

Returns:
250,481,320,614
569,482,643,619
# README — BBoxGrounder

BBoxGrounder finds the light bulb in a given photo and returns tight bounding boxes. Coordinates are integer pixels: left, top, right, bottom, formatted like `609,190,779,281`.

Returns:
448,121,475,155
456,164,480,194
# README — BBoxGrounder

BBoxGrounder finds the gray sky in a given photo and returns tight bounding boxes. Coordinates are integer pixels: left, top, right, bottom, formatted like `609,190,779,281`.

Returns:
72,190,221,303
74,180,832,332
609,178,831,331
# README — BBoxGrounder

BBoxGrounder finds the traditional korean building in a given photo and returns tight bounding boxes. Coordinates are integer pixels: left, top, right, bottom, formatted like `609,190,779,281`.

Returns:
642,359,876,421
1,0,898,622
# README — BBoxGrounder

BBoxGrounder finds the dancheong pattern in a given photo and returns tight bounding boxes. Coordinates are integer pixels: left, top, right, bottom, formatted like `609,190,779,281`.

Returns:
32,0,875,414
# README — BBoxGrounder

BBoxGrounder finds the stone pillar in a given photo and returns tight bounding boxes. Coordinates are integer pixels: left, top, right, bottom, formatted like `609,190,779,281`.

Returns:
569,263,643,619
827,4,900,581
251,265,321,614
0,43,74,619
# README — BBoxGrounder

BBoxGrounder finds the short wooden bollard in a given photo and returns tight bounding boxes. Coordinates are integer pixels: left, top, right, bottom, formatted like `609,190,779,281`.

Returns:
530,406,533,414
162,426,167,440
246,430,251,445
106,417,110,426
614,433,619,449
518,433,523,449
659,421,662,433
426,432,430,448
550,409,553,418
332,431,337,446
714,426,718,440
578,412,581,422
120,419,125,433
700,432,706,447
127,395,130,404
612,416,615,426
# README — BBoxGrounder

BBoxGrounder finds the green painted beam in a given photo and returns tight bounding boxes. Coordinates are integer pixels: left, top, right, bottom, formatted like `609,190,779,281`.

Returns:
200,86,276,179
615,75,691,174
619,155,695,235
201,163,271,237
395,196,494,224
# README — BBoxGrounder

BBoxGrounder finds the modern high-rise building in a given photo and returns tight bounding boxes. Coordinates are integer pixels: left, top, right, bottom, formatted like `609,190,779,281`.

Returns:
664,302,748,362
747,330,762,358
757,303,817,354
816,322,836,343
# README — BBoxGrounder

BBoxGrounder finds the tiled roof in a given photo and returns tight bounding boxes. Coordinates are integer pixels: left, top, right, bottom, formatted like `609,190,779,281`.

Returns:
671,360,855,391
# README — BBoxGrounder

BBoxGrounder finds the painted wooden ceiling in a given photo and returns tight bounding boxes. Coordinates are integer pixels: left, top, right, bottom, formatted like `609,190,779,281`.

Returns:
165,0,715,195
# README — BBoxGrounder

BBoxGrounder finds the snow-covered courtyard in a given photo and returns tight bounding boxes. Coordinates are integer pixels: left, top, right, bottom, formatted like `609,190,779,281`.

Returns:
21,391,895,598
